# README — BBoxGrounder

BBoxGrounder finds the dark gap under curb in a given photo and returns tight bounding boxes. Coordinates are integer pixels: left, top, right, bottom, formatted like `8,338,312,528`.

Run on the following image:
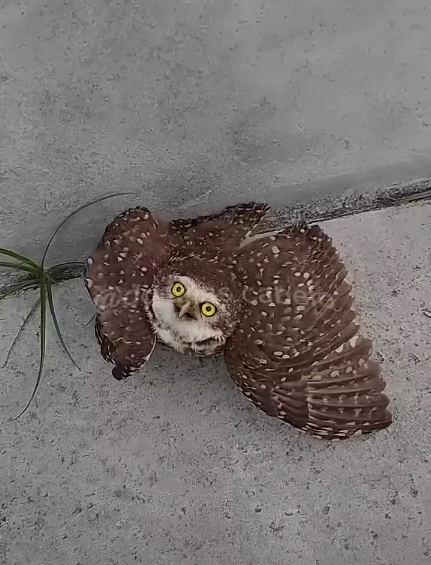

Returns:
274,177,431,225
3,177,431,291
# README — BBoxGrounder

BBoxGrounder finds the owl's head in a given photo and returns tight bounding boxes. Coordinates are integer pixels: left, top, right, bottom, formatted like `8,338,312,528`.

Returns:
148,262,242,354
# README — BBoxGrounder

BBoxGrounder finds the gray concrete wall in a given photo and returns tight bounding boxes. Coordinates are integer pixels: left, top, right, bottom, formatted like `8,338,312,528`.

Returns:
1,0,431,261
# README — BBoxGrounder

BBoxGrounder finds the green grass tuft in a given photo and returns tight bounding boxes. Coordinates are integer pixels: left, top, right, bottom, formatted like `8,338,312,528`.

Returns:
1,191,136,419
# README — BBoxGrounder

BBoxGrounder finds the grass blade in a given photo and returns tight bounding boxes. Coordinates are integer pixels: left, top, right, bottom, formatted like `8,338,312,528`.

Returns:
1,297,41,369
41,192,136,267
45,276,81,370
12,275,48,420
49,261,85,271
0,261,40,275
49,261,85,268
85,314,96,328
0,248,41,273
0,279,40,300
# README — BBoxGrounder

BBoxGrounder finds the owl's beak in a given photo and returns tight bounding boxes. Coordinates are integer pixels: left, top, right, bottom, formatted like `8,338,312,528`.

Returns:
174,298,196,320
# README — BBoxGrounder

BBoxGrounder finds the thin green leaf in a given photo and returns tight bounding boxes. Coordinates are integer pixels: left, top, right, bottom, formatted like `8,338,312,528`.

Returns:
85,314,96,328
12,275,48,420
48,261,85,270
41,191,137,267
0,279,40,300
0,261,40,275
0,248,41,273
45,276,81,371
1,297,41,369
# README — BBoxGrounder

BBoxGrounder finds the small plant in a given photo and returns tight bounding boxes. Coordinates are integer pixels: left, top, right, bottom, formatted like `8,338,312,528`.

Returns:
1,192,135,419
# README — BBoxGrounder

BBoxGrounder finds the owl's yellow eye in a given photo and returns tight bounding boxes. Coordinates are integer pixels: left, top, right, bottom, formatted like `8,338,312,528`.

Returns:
201,302,217,317
172,282,186,297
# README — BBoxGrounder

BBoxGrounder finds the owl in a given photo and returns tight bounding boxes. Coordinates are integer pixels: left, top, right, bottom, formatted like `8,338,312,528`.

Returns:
84,202,392,440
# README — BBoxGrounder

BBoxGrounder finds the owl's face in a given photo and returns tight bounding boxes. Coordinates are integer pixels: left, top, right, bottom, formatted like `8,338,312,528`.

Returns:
148,269,241,355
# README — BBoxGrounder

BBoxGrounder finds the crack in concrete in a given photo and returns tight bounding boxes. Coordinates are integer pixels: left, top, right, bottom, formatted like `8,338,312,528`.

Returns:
2,177,431,292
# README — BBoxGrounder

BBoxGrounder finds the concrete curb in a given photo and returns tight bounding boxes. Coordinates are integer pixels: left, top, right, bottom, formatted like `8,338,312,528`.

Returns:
274,175,431,224
1,173,431,291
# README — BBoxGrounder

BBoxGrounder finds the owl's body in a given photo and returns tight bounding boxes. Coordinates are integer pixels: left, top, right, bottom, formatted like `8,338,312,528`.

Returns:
85,202,393,440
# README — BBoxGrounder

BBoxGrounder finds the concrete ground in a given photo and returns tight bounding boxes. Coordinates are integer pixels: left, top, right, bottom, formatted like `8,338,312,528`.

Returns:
1,201,430,565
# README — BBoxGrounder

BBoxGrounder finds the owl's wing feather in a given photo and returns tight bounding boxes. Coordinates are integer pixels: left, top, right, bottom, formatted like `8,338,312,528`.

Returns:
169,202,275,248
85,207,175,379
95,315,115,364
224,222,392,440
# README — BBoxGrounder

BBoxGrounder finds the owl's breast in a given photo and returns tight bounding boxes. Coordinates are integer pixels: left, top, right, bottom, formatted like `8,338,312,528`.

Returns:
152,324,225,356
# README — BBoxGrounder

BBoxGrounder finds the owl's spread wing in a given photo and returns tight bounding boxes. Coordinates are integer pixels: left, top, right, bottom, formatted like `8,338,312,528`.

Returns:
169,202,275,248
85,207,176,380
224,223,392,440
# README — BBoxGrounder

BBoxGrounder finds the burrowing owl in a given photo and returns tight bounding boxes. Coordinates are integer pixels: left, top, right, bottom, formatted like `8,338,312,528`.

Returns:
84,202,392,440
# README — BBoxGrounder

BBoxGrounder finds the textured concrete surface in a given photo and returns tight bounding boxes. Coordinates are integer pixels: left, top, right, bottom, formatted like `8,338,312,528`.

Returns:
1,202,430,565
2,0,431,262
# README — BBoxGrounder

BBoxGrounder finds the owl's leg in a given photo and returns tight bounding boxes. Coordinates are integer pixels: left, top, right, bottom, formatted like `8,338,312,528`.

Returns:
197,353,221,367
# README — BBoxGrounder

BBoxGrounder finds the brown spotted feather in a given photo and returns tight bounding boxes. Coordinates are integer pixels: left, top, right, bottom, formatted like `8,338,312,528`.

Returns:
85,207,179,380
224,222,392,440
